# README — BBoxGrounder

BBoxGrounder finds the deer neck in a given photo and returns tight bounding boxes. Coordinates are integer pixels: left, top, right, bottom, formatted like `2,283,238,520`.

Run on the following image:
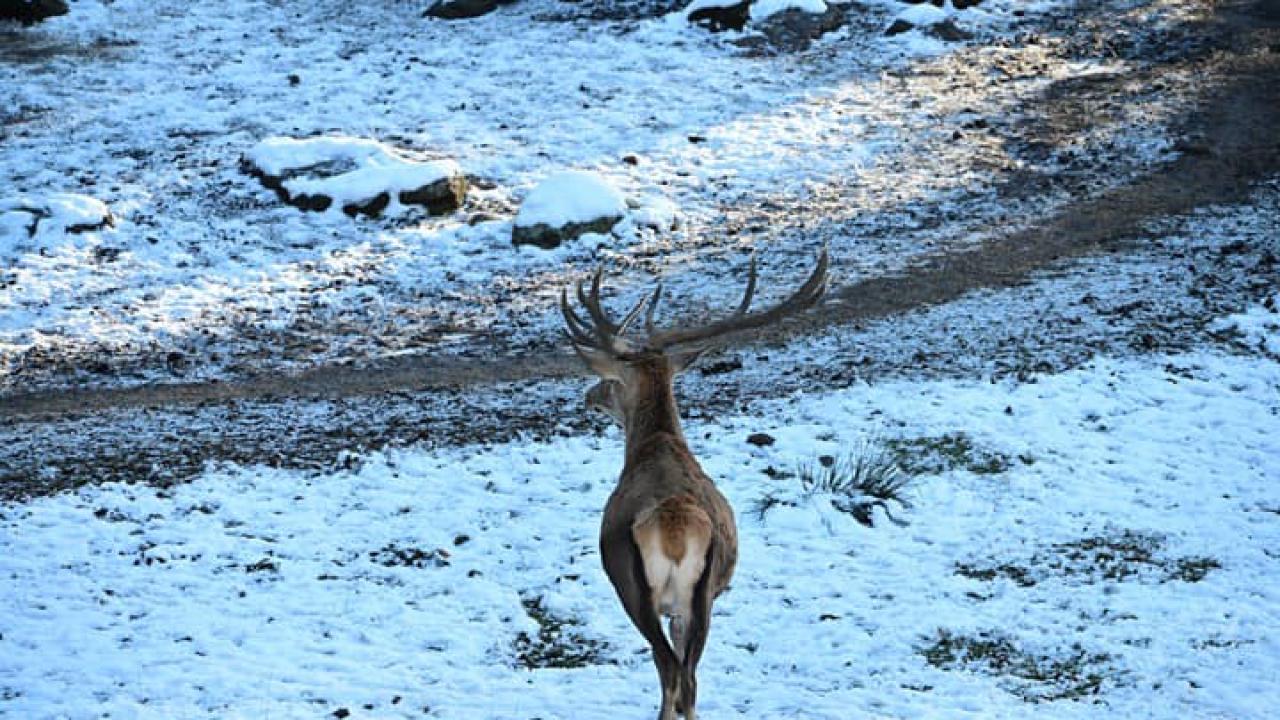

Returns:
621,381,686,461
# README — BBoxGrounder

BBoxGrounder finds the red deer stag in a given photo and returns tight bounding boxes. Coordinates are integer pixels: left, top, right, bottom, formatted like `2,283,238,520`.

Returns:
561,248,829,720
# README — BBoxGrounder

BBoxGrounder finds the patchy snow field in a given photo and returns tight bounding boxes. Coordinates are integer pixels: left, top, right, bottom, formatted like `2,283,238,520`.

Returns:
1,0,1206,392
2,313,1278,718
4,1,1280,718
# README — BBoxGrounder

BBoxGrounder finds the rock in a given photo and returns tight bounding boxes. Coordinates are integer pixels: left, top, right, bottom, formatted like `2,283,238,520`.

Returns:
901,0,983,6
0,0,69,25
423,0,499,20
512,171,626,250
884,18,914,36
927,18,972,42
242,136,467,218
512,217,622,250
745,5,847,53
746,432,776,447
688,0,751,32
0,193,114,240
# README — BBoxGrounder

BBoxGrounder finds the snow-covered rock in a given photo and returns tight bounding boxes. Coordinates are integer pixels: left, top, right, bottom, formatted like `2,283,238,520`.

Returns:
0,193,114,242
512,171,627,249
687,0,839,49
741,2,845,53
629,195,681,232
243,136,468,218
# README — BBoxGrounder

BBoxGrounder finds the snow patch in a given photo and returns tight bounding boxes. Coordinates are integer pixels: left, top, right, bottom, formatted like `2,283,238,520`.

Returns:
2,342,1278,717
751,0,828,22
245,136,463,215
896,3,950,26
514,171,627,230
1212,297,1280,353
0,193,113,242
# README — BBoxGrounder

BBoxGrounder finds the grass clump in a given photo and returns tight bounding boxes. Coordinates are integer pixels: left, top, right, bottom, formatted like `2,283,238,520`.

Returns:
921,629,1118,703
513,596,612,669
956,529,1221,586
797,444,913,527
887,433,1017,475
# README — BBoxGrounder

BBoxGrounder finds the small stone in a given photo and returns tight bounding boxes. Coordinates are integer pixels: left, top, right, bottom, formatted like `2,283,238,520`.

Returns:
688,1,751,33
424,0,499,20
885,19,915,37
928,19,973,42
746,432,776,447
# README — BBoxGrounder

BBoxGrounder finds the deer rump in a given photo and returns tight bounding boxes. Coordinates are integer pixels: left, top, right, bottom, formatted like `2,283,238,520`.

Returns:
631,494,713,650
600,492,716,662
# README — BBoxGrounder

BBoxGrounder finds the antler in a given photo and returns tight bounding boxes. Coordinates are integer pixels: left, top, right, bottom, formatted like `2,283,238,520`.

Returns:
560,266,649,357
561,246,829,357
644,246,828,351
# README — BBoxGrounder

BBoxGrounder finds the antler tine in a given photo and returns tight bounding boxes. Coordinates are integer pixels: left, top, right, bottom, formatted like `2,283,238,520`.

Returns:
645,246,829,351
577,266,621,336
643,284,663,338
560,287,601,348
733,254,758,316
616,292,650,337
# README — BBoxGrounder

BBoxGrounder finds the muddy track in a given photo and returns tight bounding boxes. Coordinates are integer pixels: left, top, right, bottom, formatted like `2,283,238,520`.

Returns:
2,0,1278,427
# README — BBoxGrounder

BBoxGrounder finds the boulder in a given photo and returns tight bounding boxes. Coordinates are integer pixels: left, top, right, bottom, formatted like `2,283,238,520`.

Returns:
0,193,114,239
901,0,984,8
423,0,500,20
884,18,915,36
741,4,846,53
0,0,69,25
512,171,626,250
687,0,751,32
242,136,467,218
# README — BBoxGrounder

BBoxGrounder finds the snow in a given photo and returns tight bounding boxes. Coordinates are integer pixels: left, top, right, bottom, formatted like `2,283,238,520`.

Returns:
750,0,829,22
0,0,1127,392
245,136,462,213
2,309,1278,717
4,3,1277,714
0,192,112,246
514,170,628,230
1212,296,1279,354
896,2,950,26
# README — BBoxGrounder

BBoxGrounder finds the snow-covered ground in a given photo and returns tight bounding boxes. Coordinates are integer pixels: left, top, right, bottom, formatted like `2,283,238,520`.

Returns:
2,310,1277,718
4,1,1279,717
0,0,1204,392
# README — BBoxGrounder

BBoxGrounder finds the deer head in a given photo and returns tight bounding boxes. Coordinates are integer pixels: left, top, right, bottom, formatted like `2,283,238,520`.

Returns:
563,248,828,433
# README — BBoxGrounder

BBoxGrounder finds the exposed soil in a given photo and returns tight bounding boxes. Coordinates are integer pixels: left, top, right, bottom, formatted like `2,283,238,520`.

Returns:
2,0,1278,500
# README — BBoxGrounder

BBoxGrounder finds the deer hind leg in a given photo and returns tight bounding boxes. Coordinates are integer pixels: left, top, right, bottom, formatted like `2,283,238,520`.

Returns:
633,498,712,719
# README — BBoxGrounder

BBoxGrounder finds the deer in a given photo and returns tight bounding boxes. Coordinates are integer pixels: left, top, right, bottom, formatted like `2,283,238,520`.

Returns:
560,248,829,720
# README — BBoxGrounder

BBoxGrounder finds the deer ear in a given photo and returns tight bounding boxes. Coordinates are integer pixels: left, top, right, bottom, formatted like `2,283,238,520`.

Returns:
669,346,709,374
572,343,627,383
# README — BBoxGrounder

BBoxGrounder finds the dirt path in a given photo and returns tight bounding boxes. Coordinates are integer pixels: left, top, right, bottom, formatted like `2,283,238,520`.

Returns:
4,1,1277,422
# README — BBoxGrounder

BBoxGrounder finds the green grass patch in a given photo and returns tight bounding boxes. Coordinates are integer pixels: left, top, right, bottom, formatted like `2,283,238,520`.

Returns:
886,433,1019,475
921,629,1118,703
956,529,1221,586
513,596,612,669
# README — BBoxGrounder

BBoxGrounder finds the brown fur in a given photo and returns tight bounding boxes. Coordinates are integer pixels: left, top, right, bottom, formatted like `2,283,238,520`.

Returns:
634,494,712,565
